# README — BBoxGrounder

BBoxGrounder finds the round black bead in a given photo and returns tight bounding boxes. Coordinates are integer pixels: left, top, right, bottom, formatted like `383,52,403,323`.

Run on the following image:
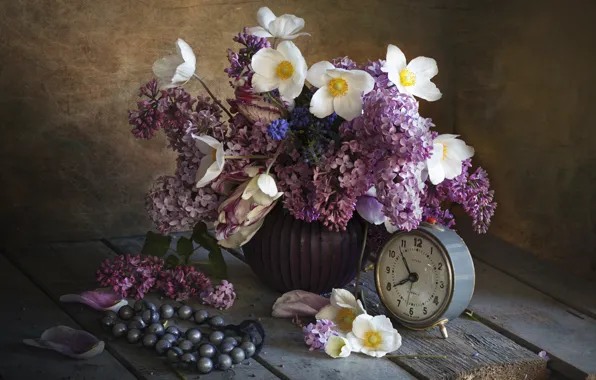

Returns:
150,311,160,324
220,342,235,354
209,316,225,328
230,347,246,364
103,310,118,320
100,316,116,330
240,341,256,358
147,323,165,337
142,333,158,348
193,309,209,324
133,299,145,313
155,339,172,355
180,353,197,369
177,305,193,320
127,319,146,330
118,305,134,320
178,340,194,352
126,328,142,344
144,301,157,312
160,304,175,320
165,326,181,338
198,343,215,358
209,331,225,346
112,323,128,338
167,347,184,363
185,328,202,344
162,333,177,345
141,310,153,324
222,337,238,347
216,354,233,371
197,357,213,374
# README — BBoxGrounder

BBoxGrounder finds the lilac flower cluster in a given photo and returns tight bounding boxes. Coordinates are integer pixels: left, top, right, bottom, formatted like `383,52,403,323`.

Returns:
225,28,271,90
303,319,338,351
97,255,164,299
201,280,237,310
158,266,212,301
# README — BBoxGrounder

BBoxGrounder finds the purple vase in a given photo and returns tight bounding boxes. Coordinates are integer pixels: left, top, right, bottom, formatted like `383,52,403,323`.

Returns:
242,205,367,294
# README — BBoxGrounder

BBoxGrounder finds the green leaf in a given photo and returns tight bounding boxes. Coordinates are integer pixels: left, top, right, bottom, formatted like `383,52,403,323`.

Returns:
165,254,182,268
176,236,194,262
192,222,228,279
141,231,172,257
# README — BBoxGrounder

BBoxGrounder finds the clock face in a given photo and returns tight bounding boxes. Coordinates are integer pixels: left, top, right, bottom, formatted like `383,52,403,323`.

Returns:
376,231,452,326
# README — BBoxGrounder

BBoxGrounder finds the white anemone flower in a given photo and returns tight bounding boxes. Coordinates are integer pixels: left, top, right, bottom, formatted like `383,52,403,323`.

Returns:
242,173,284,207
426,134,475,185
381,44,442,101
152,39,196,89
251,41,307,100
306,61,374,121
347,314,402,358
247,7,309,40
325,336,352,358
193,135,225,188
315,288,367,333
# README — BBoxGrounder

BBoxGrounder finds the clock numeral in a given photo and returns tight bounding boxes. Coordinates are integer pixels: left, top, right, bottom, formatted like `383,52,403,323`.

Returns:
389,250,396,258
423,307,428,315
414,237,422,248
385,266,390,274
400,240,406,248
438,263,443,271
397,299,401,307
433,296,439,306
440,281,445,289
409,307,414,316
386,282,391,291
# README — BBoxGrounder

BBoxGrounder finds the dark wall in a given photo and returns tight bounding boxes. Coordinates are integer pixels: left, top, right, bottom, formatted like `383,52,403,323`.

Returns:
1,0,594,277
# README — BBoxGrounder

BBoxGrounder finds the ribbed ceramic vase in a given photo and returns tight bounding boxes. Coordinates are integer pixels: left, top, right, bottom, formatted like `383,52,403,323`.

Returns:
242,205,367,294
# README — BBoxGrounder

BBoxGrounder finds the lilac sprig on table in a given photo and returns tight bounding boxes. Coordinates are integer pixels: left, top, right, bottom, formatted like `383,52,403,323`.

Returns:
303,320,338,351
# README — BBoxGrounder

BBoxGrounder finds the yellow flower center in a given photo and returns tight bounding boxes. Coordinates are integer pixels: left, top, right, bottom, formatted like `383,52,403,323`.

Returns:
336,308,356,331
442,144,448,160
212,148,218,162
364,331,383,349
327,77,349,97
276,61,294,80
399,68,416,87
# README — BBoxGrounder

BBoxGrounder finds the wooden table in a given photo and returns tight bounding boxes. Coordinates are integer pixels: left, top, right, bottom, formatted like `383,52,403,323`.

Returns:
1,231,594,380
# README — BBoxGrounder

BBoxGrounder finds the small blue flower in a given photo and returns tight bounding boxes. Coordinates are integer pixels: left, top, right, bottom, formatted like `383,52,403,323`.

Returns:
268,119,289,140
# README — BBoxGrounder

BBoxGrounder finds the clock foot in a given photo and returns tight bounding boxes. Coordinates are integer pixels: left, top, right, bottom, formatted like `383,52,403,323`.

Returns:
438,321,448,339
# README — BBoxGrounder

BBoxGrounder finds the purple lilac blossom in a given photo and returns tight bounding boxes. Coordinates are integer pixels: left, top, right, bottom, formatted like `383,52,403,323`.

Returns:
303,320,338,351
201,280,236,310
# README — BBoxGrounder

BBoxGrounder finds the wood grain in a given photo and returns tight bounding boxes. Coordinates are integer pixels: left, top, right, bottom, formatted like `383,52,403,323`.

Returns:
108,236,418,380
0,253,136,380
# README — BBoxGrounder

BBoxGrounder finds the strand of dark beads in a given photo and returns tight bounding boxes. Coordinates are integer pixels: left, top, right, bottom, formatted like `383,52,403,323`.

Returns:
99,299,257,375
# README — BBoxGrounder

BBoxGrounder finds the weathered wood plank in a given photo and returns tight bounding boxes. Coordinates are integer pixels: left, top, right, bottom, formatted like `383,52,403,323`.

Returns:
357,267,548,380
5,242,277,380
469,260,596,380
0,253,136,380
108,236,419,380
459,227,596,320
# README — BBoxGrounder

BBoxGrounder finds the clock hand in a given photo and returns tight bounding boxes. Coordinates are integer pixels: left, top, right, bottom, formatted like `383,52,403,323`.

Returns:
394,277,410,286
399,248,412,275
406,281,414,306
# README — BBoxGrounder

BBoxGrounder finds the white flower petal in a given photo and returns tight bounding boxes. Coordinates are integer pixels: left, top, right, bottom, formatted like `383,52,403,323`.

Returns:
370,315,394,333
279,32,311,40
252,73,280,93
427,160,446,185
242,176,260,200
215,145,225,167
315,305,339,321
278,41,307,73
152,55,183,82
410,78,442,101
175,39,196,67
246,26,273,38
365,187,377,197
346,332,363,353
279,79,303,99
384,219,398,233
385,44,407,72
267,14,305,38
355,299,367,315
170,62,195,84
257,7,277,29
333,92,363,121
218,219,265,249
346,70,375,94
351,314,374,339
434,134,459,143
309,87,334,118
444,139,474,161
251,48,284,77
407,56,438,79
196,160,222,188
325,336,351,358
443,158,464,179
330,288,358,309
307,61,334,88
257,174,279,197
427,143,444,165
193,134,222,151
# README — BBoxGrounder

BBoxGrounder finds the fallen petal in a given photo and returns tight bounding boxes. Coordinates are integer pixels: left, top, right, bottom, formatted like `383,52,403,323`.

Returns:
60,289,127,311
272,290,331,317
23,326,105,359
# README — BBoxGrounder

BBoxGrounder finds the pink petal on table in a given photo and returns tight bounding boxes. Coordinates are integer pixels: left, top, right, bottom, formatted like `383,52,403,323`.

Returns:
60,289,127,311
272,290,331,317
23,326,105,359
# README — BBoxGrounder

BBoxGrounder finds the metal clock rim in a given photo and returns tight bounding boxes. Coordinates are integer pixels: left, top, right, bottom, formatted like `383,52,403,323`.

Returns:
374,228,456,329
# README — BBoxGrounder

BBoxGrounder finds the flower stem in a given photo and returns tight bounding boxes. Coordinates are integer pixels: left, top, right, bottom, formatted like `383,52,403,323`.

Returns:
386,355,448,359
353,222,369,299
224,155,270,159
272,37,279,49
193,74,234,120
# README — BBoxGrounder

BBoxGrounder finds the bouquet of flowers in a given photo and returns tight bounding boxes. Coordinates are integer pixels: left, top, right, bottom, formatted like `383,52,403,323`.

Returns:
129,7,496,252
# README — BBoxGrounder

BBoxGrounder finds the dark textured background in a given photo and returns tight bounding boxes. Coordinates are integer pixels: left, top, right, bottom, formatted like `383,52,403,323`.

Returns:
1,0,594,278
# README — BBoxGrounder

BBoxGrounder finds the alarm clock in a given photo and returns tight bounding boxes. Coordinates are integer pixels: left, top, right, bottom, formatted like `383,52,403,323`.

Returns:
374,222,475,338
